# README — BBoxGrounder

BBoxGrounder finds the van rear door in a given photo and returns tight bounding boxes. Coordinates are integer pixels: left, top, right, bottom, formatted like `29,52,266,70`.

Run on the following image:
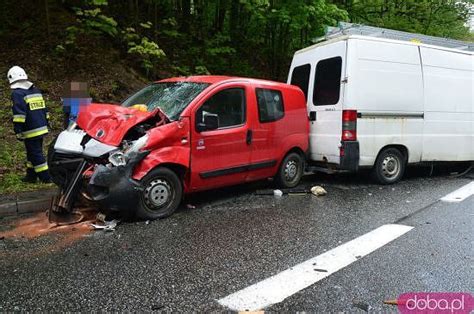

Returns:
289,41,347,165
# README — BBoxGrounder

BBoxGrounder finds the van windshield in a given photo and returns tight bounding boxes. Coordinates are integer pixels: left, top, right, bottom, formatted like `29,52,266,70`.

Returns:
122,82,210,120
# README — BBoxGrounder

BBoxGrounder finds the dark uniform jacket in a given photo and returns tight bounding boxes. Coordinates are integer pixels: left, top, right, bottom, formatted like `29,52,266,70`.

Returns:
11,86,49,139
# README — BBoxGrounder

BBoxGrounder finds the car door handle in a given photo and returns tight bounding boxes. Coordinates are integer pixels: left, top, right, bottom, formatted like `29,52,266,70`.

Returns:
246,129,253,145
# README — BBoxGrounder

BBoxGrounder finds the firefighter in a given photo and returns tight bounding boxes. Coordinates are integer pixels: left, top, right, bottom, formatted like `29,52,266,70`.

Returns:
7,66,51,183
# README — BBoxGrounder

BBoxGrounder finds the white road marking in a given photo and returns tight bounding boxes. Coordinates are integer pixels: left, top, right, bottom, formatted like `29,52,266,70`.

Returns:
440,182,474,203
218,224,413,311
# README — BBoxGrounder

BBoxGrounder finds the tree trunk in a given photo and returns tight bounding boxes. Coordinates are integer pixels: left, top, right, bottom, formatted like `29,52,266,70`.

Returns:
44,0,51,47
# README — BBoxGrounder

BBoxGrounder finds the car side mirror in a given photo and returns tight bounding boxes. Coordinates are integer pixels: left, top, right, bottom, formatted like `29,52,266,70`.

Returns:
197,113,219,132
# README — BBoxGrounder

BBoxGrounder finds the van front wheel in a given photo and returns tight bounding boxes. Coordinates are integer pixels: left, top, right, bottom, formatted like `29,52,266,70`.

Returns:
372,148,406,184
136,167,182,220
276,152,304,188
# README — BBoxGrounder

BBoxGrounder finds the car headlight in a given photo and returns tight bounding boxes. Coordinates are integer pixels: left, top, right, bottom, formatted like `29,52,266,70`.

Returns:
108,152,127,167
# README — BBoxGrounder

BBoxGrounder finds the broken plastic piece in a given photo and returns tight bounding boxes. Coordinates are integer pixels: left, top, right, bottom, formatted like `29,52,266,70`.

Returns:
273,189,283,197
96,212,106,223
91,219,119,231
311,186,327,196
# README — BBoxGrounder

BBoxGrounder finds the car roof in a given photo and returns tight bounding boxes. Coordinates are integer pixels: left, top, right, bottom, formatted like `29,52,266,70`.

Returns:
156,75,298,91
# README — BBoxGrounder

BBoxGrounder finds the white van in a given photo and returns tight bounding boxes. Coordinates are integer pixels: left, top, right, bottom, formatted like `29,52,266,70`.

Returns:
288,24,474,184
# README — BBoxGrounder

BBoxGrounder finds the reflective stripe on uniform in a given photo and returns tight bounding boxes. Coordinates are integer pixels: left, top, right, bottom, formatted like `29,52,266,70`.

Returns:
34,162,48,173
22,126,48,138
26,161,34,168
24,94,46,110
46,112,50,119
13,114,26,123
25,97,44,103
24,93,43,100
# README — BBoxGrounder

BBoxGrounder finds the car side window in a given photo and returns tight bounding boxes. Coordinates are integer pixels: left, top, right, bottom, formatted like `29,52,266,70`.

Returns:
196,88,246,129
256,88,284,123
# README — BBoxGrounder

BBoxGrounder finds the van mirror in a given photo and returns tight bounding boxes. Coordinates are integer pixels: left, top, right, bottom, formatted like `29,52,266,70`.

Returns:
197,113,219,132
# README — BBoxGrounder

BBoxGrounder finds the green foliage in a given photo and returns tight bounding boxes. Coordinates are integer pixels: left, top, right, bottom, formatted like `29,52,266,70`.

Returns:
54,0,471,80
127,37,166,74
72,1,118,37
333,0,472,40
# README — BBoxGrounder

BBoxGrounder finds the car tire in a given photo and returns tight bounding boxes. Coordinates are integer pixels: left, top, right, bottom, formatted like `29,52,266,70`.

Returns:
136,167,183,220
275,152,304,188
372,147,406,184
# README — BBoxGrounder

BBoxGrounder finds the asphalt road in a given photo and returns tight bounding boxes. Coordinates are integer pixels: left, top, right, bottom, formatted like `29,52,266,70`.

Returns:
0,166,472,312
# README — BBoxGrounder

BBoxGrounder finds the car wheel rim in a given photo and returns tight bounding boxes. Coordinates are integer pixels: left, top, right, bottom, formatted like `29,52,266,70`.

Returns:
144,179,172,209
381,155,400,179
285,159,299,182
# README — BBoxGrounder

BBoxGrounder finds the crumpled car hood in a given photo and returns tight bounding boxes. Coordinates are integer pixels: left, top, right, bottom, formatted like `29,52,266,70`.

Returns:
76,103,164,146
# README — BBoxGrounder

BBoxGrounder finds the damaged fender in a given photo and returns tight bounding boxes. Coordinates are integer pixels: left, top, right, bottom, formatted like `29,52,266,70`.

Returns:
132,118,191,182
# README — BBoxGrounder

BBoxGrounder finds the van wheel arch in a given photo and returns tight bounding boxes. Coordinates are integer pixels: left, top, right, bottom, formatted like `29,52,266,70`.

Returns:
157,163,188,181
375,145,409,163
285,147,306,159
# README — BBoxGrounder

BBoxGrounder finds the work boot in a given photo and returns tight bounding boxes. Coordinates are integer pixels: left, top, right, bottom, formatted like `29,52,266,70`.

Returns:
21,175,37,183
38,172,52,184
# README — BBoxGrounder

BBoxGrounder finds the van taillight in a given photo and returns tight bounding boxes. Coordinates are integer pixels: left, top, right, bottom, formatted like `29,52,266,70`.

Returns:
342,110,357,141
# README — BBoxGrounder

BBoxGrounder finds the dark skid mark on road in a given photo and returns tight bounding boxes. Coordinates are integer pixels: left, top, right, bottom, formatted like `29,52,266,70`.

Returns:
394,201,439,225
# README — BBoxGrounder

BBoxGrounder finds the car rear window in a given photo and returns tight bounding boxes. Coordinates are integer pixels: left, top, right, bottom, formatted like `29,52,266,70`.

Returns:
256,88,284,123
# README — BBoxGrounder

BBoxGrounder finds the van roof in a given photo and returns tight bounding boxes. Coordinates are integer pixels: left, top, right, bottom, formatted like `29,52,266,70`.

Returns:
157,75,299,90
294,34,474,56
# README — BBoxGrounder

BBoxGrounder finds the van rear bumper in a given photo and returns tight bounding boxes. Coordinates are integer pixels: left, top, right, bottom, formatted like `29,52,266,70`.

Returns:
339,141,359,171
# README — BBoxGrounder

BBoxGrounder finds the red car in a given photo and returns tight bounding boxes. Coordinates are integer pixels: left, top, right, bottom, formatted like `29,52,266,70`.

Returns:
49,76,309,220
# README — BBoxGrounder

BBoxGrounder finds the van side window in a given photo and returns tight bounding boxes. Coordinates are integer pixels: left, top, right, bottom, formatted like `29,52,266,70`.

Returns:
196,88,246,129
290,64,311,101
313,57,342,106
256,88,284,123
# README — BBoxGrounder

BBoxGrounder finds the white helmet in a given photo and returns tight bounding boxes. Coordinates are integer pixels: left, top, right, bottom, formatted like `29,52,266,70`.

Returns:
7,66,28,84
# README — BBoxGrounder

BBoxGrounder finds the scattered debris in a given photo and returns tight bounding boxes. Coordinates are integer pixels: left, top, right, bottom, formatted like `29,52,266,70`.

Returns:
96,212,107,223
383,299,399,305
91,219,120,232
273,189,283,197
313,268,328,272
311,186,327,196
352,299,371,312
256,188,310,195
145,220,150,225
186,204,196,209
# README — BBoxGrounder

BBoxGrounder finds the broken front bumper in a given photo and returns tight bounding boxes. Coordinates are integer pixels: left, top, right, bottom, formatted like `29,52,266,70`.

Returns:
87,151,149,214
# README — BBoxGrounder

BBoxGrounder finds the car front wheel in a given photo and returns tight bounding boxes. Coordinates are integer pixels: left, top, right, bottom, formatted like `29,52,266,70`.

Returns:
136,167,183,220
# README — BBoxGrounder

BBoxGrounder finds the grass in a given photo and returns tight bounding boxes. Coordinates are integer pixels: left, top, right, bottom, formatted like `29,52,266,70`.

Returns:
0,133,56,195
